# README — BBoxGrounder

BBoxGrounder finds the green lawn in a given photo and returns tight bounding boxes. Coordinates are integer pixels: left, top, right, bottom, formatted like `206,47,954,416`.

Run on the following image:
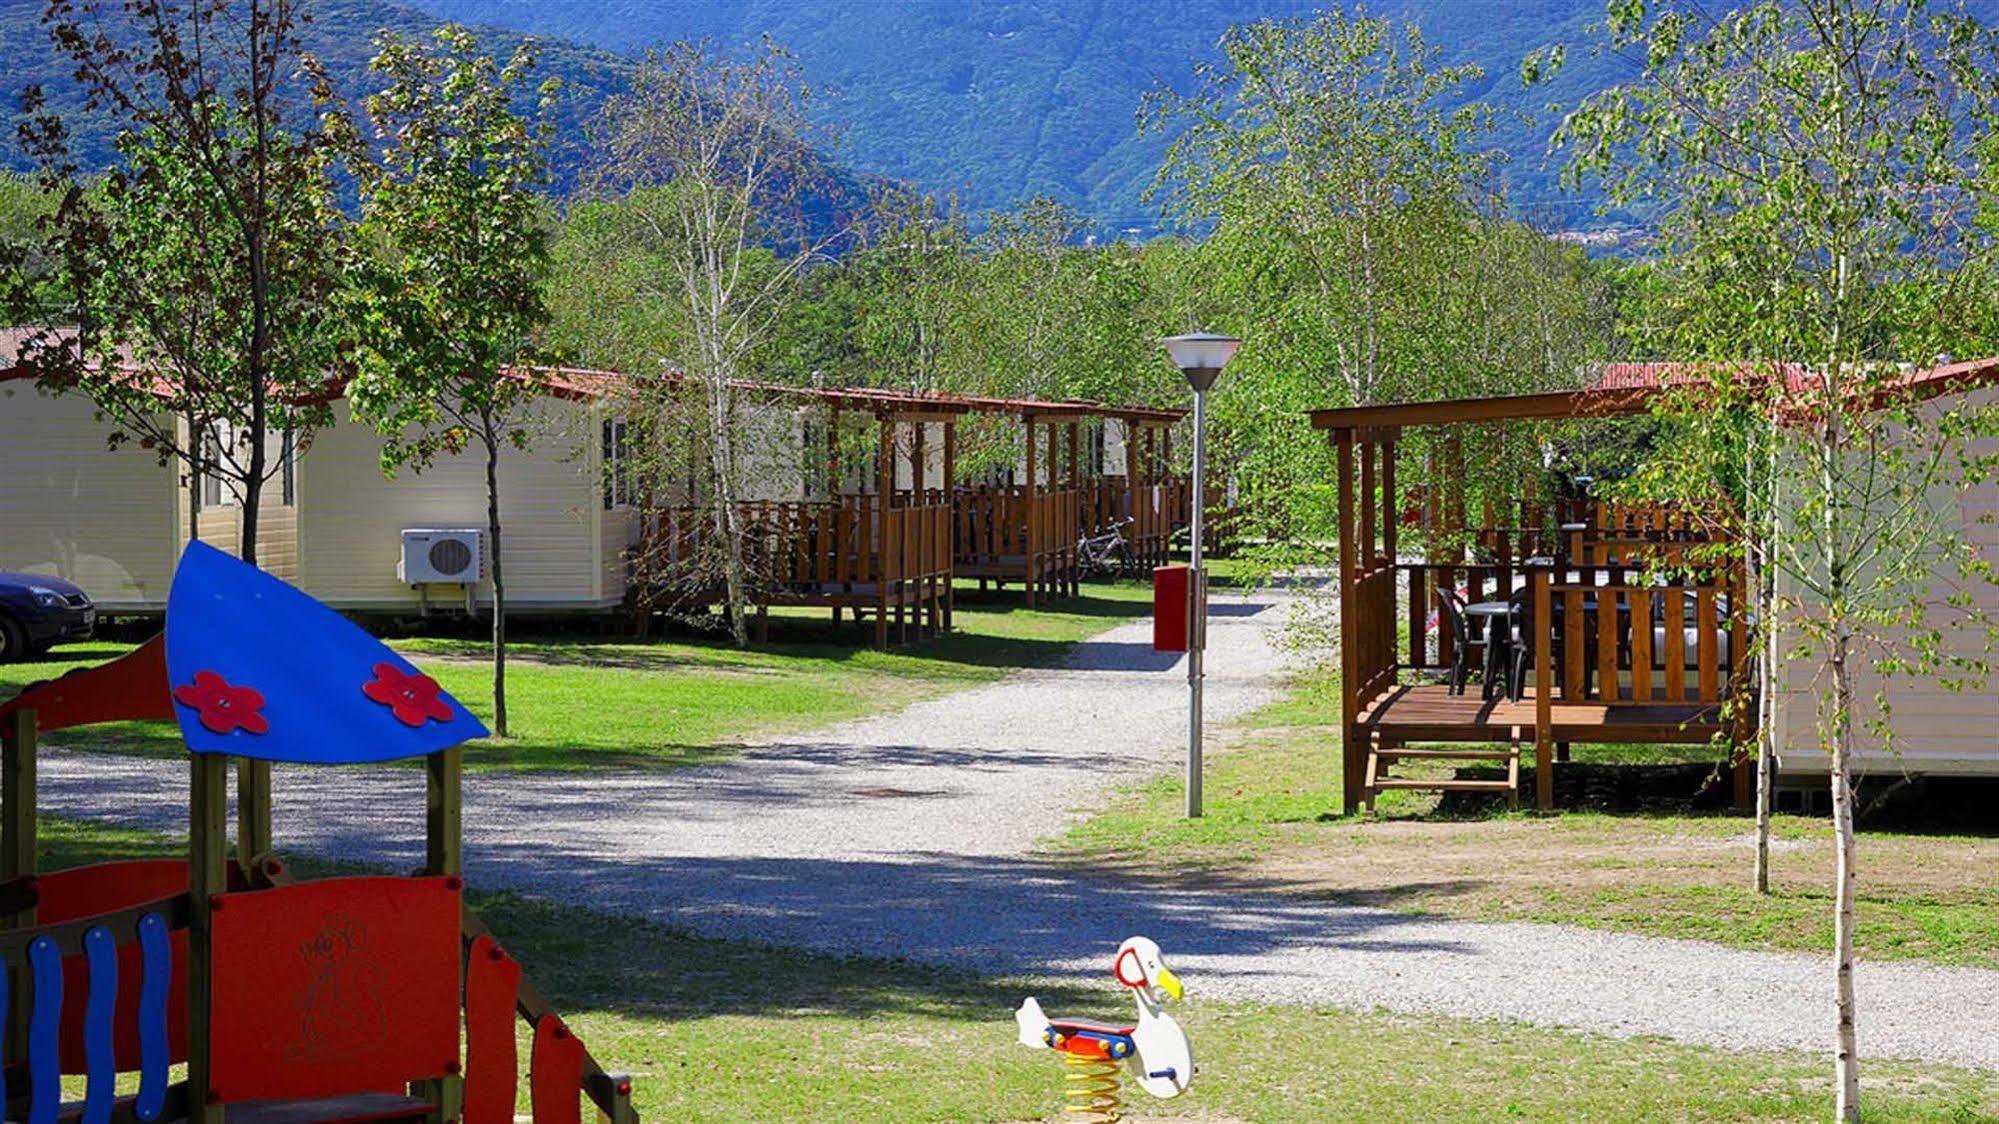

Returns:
1,582,1153,771
33,817,1999,1123
1053,671,1999,969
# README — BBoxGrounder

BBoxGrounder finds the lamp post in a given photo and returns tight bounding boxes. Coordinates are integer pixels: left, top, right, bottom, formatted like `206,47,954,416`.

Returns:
1161,332,1239,818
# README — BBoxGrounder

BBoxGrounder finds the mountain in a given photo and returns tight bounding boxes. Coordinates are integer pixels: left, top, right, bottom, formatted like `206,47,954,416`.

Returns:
402,0,1644,232
0,0,870,217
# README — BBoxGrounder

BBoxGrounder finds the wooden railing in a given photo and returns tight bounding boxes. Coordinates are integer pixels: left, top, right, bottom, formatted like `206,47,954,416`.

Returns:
1530,562,1746,707
953,485,1082,599
649,496,950,594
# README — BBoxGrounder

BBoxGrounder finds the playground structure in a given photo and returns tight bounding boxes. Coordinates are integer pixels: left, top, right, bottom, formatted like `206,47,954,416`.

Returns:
1014,936,1193,1124
0,542,634,1124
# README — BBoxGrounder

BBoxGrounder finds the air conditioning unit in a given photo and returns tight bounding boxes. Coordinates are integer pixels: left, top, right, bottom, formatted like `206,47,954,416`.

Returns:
399,529,485,585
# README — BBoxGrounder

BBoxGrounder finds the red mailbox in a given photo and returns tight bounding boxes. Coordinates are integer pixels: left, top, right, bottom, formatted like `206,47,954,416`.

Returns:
1153,565,1204,652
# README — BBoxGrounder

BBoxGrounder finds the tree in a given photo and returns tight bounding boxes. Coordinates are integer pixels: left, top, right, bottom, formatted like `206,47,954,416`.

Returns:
343,26,559,739
1144,8,1500,409
582,39,843,645
14,0,353,567
1554,2,1999,1115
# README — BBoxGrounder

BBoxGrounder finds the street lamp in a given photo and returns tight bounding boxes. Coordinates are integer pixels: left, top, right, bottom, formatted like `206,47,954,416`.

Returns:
1161,332,1239,818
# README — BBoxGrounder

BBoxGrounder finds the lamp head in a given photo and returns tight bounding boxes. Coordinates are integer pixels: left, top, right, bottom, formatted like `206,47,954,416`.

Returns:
1161,333,1239,393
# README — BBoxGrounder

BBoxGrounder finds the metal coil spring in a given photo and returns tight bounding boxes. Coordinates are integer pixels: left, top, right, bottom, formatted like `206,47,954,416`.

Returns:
1061,1052,1123,1122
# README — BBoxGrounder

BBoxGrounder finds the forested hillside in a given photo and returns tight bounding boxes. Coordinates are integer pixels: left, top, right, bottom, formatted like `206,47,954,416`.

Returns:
405,0,1643,229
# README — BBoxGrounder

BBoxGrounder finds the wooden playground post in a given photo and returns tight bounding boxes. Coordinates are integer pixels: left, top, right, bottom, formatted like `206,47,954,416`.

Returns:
187,752,228,1124
238,758,272,869
422,744,465,1124
3,709,35,928
3,708,34,1062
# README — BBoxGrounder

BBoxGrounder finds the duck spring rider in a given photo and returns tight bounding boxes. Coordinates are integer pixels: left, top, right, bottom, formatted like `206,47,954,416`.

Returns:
0,542,635,1123
1014,936,1193,1122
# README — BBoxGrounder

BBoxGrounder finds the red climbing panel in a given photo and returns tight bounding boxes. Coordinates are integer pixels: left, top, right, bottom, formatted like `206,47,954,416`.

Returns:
531,1015,586,1124
208,876,461,1104
464,935,523,1124
0,633,173,732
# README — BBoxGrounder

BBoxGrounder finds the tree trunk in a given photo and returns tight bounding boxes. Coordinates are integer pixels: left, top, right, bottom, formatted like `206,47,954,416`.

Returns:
1829,619,1861,1122
706,380,750,647
240,462,263,567
483,413,509,738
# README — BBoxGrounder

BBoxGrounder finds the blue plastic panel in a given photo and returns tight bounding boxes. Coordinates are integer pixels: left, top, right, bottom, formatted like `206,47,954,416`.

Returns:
82,926,117,1124
135,912,171,1122
164,541,488,763
28,935,61,1124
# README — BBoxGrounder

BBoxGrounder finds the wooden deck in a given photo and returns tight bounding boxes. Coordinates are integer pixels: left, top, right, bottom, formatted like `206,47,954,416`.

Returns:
1359,684,1736,743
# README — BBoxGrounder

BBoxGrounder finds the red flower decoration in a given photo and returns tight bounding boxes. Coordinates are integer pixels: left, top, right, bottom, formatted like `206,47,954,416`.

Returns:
362,663,454,727
172,671,269,736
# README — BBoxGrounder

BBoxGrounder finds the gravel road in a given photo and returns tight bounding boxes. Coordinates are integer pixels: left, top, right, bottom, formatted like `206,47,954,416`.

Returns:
35,587,1999,1071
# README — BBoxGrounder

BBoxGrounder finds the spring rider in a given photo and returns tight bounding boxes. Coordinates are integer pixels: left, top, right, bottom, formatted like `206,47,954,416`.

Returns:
1014,936,1193,1122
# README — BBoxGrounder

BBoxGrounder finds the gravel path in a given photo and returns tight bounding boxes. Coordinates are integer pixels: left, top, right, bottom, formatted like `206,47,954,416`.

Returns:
36,587,1999,1072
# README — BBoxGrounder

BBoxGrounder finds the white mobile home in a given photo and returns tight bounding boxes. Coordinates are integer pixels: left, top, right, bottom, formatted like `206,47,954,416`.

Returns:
1771,377,1999,779
0,371,184,611
0,360,638,616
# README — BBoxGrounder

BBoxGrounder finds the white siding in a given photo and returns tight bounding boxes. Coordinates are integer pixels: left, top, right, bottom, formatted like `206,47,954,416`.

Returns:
1774,386,1999,777
0,384,179,610
295,401,616,611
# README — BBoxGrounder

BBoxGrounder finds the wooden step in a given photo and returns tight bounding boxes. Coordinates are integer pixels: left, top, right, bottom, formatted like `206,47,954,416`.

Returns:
1368,778,1518,793
1376,748,1519,761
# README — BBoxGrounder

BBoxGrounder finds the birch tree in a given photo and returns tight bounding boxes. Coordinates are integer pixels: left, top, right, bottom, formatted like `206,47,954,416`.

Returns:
584,40,842,645
1552,2,1999,1115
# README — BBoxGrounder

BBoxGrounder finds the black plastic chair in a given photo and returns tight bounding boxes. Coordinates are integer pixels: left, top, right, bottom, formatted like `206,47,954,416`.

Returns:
1436,588,1487,696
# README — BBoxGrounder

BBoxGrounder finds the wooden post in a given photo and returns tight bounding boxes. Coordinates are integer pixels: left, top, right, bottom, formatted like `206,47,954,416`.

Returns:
876,415,894,648
1023,417,1040,608
3,709,36,924
1336,429,1363,815
187,753,228,1124
426,747,463,877
3,708,35,1064
827,402,841,497
422,744,465,1123
911,420,927,499
942,420,957,632
1533,568,1555,811
237,758,272,870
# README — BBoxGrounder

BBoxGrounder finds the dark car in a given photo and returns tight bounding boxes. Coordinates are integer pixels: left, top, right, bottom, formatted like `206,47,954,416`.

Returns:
0,571,96,662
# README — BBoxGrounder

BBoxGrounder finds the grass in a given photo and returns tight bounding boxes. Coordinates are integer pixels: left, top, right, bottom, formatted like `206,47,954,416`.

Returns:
1053,670,1999,969
33,816,1999,1123
0,581,1154,771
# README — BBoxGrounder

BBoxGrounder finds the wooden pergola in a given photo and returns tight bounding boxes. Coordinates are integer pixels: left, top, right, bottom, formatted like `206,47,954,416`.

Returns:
1310,386,1753,813
1097,405,1193,573
950,395,1100,605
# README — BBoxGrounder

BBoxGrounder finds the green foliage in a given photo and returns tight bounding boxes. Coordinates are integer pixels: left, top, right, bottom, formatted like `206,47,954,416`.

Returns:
343,24,557,476
13,0,354,563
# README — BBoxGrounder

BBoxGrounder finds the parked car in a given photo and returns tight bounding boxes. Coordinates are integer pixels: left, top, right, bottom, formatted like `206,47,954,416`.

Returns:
0,572,95,662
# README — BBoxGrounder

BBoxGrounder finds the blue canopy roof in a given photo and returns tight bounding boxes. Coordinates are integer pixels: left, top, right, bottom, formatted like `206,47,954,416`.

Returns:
164,542,488,764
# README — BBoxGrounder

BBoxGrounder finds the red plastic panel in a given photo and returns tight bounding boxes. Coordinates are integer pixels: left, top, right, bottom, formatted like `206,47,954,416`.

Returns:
530,1016,585,1124
1153,566,1190,652
464,935,523,1124
0,633,173,733
43,860,193,1072
209,876,461,1104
